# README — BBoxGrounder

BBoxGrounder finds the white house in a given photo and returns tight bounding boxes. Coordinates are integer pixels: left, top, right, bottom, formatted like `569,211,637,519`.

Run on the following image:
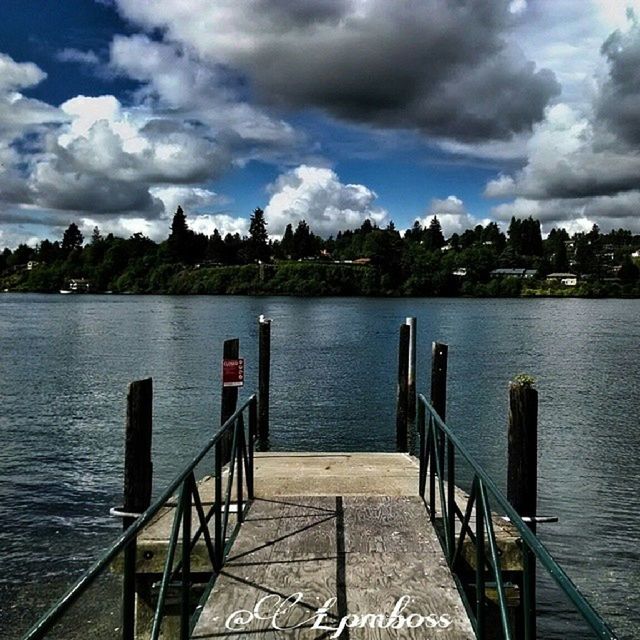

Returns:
546,272,578,286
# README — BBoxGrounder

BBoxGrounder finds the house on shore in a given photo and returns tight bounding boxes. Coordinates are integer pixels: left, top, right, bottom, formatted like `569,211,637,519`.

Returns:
546,272,578,286
68,278,92,292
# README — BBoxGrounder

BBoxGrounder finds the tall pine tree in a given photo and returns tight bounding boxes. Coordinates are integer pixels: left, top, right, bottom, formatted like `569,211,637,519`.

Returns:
247,208,270,262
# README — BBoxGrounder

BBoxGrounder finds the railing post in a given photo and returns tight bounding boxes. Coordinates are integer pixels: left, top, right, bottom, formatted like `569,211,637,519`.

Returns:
237,416,244,524
214,439,223,571
447,435,455,565
180,477,192,640
395,323,410,451
418,400,426,497
248,398,256,499
428,417,436,519
123,378,153,640
508,377,538,640
258,316,271,450
476,480,486,640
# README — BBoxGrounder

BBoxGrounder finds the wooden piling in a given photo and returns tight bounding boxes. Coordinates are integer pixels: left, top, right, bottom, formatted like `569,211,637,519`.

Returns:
396,323,410,451
507,378,538,525
430,342,448,421
123,378,153,640
258,317,271,448
507,377,538,639
431,342,448,470
220,339,240,466
406,317,417,425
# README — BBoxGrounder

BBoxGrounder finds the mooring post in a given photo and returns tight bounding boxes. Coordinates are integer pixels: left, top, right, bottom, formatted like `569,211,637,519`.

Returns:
396,323,410,451
431,342,448,472
430,342,448,421
258,316,271,449
122,378,153,640
406,317,417,425
220,338,240,466
507,377,538,640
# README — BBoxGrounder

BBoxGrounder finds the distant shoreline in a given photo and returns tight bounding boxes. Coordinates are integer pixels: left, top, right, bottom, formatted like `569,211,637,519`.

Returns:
2,289,639,300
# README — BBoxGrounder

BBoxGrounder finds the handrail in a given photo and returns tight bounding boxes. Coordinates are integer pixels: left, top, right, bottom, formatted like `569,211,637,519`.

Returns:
418,393,618,640
22,394,257,640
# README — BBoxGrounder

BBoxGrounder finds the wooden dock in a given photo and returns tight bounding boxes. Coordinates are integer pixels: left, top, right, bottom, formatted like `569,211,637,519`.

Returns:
21,327,620,640
171,452,477,638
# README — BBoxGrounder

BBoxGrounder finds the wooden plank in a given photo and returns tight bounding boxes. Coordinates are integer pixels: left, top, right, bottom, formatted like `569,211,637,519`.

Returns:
192,495,476,639
120,453,521,577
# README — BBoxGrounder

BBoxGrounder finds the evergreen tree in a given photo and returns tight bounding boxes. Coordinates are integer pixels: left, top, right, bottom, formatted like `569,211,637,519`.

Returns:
481,222,506,251
574,234,598,275
292,220,318,259
206,229,225,263
360,219,374,235
281,224,294,258
405,220,423,243
168,206,192,263
91,226,103,245
553,240,569,272
62,223,84,253
247,208,270,262
619,255,639,284
423,216,445,251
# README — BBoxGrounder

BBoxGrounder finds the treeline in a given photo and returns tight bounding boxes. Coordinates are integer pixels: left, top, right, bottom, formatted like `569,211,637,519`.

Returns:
1,206,640,297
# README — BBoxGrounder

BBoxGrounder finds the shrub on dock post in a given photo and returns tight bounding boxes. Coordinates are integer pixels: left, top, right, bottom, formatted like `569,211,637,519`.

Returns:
396,323,410,451
123,377,153,640
508,375,538,640
258,316,271,449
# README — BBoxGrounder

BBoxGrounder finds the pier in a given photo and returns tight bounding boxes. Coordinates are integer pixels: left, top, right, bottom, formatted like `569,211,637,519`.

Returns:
21,317,619,640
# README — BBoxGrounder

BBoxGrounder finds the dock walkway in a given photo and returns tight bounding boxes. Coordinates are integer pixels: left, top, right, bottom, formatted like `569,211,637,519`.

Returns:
190,453,475,638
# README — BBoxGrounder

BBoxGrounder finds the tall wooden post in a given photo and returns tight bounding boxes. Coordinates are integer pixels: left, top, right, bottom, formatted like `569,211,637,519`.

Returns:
220,339,240,466
258,317,271,449
406,317,417,425
430,342,448,421
431,342,448,466
396,323,410,451
508,377,538,640
122,378,153,640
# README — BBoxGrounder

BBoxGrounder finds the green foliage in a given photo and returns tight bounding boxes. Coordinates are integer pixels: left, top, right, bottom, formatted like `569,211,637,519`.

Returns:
247,208,270,263
2,208,640,298
61,223,84,254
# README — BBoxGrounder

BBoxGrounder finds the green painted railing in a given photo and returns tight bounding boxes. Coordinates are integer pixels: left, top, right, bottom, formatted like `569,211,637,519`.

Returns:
22,394,257,640
418,393,619,640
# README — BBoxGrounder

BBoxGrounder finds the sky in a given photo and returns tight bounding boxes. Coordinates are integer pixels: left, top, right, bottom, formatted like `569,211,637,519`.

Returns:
0,0,639,248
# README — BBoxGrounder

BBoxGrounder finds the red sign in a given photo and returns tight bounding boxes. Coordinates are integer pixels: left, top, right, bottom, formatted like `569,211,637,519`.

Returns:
222,358,245,387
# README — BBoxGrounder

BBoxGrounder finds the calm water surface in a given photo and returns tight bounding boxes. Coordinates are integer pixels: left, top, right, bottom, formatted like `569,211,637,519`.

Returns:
0,294,638,638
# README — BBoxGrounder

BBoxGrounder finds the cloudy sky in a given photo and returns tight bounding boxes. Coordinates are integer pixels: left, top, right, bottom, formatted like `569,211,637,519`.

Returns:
0,0,639,248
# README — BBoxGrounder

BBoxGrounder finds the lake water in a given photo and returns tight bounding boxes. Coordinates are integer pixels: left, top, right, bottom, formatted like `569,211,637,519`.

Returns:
0,294,638,638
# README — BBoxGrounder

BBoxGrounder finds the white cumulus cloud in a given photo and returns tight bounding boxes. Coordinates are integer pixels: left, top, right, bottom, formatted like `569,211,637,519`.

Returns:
417,196,485,237
264,165,388,237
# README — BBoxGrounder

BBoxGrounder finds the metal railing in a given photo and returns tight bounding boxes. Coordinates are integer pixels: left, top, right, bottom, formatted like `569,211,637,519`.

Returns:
417,393,618,640
23,394,257,640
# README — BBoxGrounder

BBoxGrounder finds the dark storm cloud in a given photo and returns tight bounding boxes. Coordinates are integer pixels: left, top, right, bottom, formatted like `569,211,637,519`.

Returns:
31,170,164,215
598,18,640,146
242,0,560,142
116,0,560,143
